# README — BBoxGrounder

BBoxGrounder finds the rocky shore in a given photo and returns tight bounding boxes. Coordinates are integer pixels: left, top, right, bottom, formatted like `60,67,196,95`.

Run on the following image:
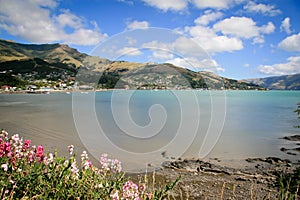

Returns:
140,156,299,199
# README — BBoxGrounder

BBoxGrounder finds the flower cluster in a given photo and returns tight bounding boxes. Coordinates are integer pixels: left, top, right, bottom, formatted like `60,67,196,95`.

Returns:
0,130,47,169
122,180,140,200
99,153,122,173
81,150,92,170
110,180,152,200
0,130,178,199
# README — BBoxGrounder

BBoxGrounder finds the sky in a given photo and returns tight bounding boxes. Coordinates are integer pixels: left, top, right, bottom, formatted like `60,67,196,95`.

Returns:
0,0,300,79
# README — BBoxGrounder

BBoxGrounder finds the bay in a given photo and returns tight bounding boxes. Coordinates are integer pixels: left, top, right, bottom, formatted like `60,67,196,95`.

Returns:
0,90,299,171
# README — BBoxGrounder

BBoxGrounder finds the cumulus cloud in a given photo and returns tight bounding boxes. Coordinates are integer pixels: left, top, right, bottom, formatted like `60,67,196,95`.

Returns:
141,0,188,11
214,17,275,38
166,57,223,72
126,20,150,30
0,0,107,45
278,33,300,52
280,17,292,34
213,16,275,43
141,0,240,11
191,0,234,9
244,1,281,16
142,37,206,57
184,25,243,53
194,10,223,25
258,56,300,75
213,17,259,39
117,47,143,56
152,50,174,60
56,9,83,29
141,36,223,71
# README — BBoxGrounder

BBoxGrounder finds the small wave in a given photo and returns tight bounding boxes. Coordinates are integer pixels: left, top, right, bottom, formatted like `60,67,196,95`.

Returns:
0,102,27,106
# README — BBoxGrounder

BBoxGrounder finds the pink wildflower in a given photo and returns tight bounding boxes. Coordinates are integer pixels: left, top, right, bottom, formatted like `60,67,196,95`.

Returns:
36,145,44,162
0,142,12,157
99,154,122,173
23,139,31,151
122,180,140,200
27,150,35,163
36,145,44,157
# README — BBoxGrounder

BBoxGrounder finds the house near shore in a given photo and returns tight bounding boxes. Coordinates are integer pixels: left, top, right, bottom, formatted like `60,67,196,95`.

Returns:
1,85,11,91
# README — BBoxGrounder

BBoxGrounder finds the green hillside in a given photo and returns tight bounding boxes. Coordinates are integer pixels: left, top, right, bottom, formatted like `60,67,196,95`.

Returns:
0,39,264,90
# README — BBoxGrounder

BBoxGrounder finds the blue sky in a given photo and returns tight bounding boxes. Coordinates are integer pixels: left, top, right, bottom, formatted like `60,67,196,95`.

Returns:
0,0,300,79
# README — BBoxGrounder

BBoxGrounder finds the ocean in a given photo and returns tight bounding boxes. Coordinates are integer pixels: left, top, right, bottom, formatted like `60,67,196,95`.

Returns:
0,90,299,171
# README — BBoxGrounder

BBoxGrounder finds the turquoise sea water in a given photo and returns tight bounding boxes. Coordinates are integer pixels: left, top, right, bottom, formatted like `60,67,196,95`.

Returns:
0,90,299,171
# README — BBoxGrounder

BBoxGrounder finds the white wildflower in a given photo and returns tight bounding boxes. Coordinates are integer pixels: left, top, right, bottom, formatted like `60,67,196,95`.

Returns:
1,163,8,171
68,145,74,155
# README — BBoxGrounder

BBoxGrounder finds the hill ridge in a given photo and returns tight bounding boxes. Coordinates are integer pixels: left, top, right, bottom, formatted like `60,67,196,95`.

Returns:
0,39,264,90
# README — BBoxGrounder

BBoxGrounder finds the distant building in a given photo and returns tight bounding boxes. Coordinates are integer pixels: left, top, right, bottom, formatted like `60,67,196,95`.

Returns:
26,85,37,92
1,85,11,91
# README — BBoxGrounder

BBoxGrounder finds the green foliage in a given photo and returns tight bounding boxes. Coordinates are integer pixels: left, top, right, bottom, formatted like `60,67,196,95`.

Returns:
276,168,300,200
275,103,300,199
0,131,179,199
0,73,27,88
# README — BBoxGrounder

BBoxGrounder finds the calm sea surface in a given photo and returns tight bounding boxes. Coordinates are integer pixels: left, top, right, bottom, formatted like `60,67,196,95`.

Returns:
0,90,299,171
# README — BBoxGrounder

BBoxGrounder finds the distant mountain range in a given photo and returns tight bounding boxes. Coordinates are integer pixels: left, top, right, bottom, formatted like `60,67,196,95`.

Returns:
244,74,300,90
0,39,287,90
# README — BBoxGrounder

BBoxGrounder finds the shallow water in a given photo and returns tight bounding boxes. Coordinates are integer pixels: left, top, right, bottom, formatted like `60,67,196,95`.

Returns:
0,90,299,171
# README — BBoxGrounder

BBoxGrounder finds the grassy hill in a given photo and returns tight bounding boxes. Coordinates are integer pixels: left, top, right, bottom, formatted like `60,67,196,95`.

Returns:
0,39,264,90
244,74,300,90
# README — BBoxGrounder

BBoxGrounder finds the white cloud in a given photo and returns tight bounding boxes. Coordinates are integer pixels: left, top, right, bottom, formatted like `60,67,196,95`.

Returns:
184,25,243,53
260,22,275,34
172,36,207,56
141,36,225,70
258,56,300,75
29,0,57,8
56,9,83,29
126,37,137,45
213,17,275,40
152,50,174,60
127,20,149,30
142,38,205,60
0,0,106,45
244,1,281,16
213,17,259,39
280,17,291,34
191,0,234,9
141,0,188,11
117,47,143,56
194,10,223,25
117,0,134,5
278,33,300,52
252,36,265,44
166,57,223,72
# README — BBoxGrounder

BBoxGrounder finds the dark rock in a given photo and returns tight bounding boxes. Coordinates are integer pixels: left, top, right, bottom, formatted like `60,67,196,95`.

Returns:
282,135,300,141
236,177,247,181
292,147,300,152
280,147,289,152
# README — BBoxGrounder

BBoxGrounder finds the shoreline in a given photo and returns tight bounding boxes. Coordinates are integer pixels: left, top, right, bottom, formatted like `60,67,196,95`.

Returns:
128,134,300,199
128,156,299,199
0,88,275,95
